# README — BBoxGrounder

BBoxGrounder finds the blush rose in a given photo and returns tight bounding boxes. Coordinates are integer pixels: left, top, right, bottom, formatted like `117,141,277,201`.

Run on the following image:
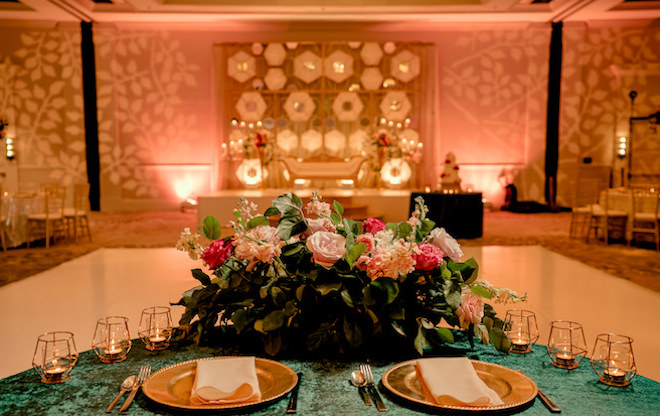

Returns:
306,231,346,268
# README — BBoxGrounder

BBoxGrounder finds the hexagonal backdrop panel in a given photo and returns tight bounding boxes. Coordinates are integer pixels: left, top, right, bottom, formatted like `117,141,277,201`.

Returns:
284,92,316,122
324,129,346,156
380,91,411,121
228,51,255,83
360,67,383,90
300,129,323,154
360,43,383,66
264,43,287,66
391,50,420,83
264,68,287,90
294,51,323,84
332,92,363,122
276,129,299,153
236,92,267,122
324,50,354,83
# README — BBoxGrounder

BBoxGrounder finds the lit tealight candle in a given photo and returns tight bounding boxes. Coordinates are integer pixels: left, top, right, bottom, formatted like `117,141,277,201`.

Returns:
44,361,66,382
510,338,530,353
147,330,168,350
555,352,576,367
603,367,626,383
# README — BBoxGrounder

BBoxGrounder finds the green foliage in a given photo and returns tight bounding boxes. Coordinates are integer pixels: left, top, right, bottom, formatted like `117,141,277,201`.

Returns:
174,193,516,357
198,216,222,240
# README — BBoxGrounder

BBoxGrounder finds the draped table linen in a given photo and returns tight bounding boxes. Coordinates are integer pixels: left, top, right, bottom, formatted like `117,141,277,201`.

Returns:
1,339,659,415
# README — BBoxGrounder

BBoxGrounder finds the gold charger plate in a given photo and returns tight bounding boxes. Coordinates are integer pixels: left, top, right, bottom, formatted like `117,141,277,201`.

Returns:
382,358,538,412
142,356,298,411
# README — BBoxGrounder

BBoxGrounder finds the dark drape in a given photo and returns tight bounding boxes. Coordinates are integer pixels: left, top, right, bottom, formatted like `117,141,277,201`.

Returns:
544,21,562,209
80,21,100,211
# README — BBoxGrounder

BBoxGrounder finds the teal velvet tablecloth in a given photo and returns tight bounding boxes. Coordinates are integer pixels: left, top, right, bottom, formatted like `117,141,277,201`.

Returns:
1,339,659,416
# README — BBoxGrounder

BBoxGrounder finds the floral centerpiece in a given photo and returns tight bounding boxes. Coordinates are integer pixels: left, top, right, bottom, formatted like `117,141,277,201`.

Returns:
175,193,523,357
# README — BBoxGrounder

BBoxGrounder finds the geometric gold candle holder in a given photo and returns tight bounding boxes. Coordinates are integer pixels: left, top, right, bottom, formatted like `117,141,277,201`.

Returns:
590,333,636,387
138,306,172,351
547,320,587,370
92,316,132,363
32,331,78,384
504,309,539,354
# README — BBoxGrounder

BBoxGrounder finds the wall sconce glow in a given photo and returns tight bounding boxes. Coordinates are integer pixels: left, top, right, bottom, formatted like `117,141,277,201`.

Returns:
617,136,627,158
173,178,196,200
5,137,15,160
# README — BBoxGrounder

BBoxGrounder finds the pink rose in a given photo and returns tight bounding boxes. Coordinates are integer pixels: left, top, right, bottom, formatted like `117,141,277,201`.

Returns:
306,231,346,268
302,217,336,239
356,233,375,254
456,290,484,329
363,217,385,235
200,239,232,269
429,227,463,262
413,243,444,271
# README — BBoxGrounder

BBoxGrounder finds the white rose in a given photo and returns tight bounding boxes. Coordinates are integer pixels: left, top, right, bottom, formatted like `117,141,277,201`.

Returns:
305,231,346,268
430,227,463,262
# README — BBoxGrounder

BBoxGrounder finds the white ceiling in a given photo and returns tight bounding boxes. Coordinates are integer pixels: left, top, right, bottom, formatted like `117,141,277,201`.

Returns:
1,0,659,24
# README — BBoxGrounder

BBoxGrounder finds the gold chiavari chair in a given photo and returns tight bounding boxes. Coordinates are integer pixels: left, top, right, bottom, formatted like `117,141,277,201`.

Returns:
26,184,67,248
569,178,599,239
0,185,7,251
63,183,92,242
628,187,660,250
586,188,629,244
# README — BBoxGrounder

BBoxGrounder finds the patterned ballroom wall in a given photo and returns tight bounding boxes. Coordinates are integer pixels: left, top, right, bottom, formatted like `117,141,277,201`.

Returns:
436,26,551,207
0,24,86,203
558,21,660,206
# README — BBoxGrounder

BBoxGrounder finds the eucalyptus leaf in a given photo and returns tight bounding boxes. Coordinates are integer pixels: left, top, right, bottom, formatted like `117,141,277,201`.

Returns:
191,269,211,286
434,327,455,343
247,215,269,230
263,310,286,332
277,216,307,240
264,206,280,217
273,193,303,217
200,215,222,240
347,243,366,266
470,285,492,299
333,200,344,216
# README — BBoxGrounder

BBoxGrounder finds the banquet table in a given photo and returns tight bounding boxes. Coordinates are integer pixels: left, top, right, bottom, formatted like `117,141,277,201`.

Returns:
1,192,40,247
599,188,657,241
2,338,659,416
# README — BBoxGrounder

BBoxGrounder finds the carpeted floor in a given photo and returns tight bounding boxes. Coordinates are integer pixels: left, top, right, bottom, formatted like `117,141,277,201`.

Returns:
2,209,659,293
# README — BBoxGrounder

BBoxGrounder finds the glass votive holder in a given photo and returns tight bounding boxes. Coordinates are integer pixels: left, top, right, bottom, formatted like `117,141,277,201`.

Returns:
32,331,78,384
547,320,587,370
504,309,539,354
139,306,173,351
590,333,637,387
92,316,132,363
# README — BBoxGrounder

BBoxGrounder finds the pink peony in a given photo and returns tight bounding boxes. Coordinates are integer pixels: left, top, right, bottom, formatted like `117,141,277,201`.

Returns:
456,290,484,329
363,217,386,235
306,231,346,268
200,239,233,269
413,243,444,271
233,225,283,271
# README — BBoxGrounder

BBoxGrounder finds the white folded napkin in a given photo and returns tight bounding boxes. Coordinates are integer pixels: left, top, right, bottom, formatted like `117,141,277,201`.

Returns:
415,357,504,407
190,357,262,405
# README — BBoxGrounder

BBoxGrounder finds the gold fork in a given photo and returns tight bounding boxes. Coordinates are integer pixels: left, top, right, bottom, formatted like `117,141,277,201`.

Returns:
361,364,387,412
118,365,151,414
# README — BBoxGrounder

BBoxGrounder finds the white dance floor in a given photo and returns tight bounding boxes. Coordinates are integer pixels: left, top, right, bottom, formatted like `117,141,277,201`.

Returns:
1,246,658,382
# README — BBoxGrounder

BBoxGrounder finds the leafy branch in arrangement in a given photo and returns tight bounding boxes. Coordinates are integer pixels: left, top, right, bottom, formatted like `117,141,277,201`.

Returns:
174,193,524,357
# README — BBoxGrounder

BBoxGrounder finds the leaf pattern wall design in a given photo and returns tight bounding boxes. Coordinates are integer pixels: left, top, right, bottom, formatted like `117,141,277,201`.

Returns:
438,27,551,203
558,23,660,205
0,27,86,191
94,29,203,201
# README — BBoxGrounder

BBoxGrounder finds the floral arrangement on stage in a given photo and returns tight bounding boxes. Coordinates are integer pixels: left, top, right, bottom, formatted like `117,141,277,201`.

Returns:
369,129,423,166
175,193,524,357
227,120,274,167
